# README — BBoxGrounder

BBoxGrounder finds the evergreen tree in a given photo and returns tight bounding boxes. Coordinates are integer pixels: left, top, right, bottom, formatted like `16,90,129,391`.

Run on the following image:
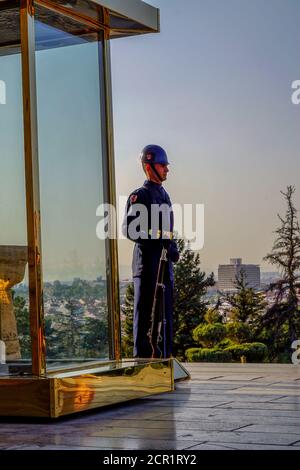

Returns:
121,282,134,357
173,239,215,360
222,269,266,327
204,306,223,325
262,185,300,358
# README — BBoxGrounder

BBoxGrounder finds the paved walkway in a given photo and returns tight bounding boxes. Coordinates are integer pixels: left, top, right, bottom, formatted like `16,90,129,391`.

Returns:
0,363,300,450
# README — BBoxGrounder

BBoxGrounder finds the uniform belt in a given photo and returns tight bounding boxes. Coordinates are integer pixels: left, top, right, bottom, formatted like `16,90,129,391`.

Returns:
148,229,173,239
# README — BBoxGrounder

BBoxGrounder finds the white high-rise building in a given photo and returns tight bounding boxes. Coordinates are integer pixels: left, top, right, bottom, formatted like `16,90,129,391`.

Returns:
218,258,260,290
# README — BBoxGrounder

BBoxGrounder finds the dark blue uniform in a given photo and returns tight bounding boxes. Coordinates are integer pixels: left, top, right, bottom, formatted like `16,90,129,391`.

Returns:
123,180,179,358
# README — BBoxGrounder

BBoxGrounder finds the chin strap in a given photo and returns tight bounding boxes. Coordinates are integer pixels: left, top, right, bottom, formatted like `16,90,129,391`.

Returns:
149,163,163,182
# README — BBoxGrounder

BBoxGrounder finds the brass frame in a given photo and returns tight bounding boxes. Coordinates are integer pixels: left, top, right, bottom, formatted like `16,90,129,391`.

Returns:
0,360,173,417
27,0,159,38
99,35,122,361
20,0,46,376
36,0,106,31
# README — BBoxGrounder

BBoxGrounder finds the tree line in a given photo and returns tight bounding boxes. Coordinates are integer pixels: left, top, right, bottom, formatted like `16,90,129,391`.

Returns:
122,186,300,363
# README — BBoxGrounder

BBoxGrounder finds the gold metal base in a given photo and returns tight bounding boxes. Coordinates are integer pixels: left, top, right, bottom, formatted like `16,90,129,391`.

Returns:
0,359,173,418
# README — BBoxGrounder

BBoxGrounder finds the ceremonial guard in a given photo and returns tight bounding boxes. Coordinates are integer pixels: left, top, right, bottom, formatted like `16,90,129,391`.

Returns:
123,145,179,358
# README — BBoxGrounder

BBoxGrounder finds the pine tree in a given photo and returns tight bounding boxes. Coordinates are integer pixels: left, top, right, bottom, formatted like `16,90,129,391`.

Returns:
262,186,300,357
173,239,215,360
121,282,134,357
222,269,266,326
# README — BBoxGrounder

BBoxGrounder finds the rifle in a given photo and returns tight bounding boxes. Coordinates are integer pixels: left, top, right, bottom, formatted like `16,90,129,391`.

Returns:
148,245,168,358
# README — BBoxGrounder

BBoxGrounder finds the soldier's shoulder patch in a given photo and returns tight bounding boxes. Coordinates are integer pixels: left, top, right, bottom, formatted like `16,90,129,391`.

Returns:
130,194,138,203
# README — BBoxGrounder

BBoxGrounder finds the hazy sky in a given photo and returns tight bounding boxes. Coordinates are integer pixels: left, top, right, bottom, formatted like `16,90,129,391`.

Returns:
111,0,300,277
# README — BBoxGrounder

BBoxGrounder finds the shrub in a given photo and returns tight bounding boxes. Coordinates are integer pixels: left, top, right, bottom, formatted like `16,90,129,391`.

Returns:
225,342,268,362
192,323,226,348
217,338,235,349
225,322,252,343
186,347,232,362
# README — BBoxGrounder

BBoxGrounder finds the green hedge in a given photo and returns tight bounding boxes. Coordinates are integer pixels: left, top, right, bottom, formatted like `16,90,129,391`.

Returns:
186,347,232,362
225,342,268,362
185,342,268,363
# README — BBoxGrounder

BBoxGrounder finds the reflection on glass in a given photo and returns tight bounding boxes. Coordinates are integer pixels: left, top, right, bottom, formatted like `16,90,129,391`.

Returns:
0,246,27,359
0,46,31,370
35,6,109,364
0,5,20,53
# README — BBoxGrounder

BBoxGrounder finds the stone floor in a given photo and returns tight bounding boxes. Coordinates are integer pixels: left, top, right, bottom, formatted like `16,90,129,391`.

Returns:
0,363,300,450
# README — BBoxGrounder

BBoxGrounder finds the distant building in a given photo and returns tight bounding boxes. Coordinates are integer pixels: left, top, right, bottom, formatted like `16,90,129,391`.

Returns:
218,258,260,290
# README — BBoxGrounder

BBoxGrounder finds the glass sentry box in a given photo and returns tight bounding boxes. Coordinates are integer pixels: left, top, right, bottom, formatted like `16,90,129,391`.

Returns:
0,0,173,418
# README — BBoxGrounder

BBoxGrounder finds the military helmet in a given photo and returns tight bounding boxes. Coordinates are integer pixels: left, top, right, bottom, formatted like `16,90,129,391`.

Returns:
140,144,169,165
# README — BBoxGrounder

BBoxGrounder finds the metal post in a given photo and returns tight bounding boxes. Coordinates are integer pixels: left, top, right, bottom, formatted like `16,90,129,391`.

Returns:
20,0,46,376
99,26,121,361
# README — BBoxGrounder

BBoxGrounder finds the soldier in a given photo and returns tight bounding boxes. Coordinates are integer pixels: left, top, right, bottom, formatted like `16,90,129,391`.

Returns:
122,145,179,358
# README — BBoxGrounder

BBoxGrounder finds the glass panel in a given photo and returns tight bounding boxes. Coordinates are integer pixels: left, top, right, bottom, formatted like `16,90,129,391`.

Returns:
34,4,109,368
0,7,31,375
